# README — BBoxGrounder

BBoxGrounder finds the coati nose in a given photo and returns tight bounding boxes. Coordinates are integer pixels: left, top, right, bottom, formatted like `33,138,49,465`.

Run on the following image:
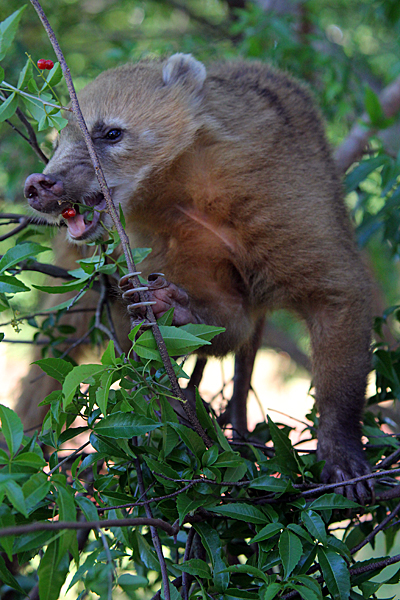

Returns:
24,173,64,200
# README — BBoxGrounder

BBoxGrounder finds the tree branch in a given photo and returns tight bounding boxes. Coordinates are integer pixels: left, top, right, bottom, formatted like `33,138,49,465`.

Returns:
0,517,178,538
335,73,400,173
135,453,171,600
350,499,400,555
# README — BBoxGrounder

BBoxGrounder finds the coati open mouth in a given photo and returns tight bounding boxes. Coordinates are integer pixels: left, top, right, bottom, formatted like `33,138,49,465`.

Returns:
65,192,107,240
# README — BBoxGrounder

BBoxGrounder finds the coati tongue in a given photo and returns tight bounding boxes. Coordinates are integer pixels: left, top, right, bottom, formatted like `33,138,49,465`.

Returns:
67,213,87,238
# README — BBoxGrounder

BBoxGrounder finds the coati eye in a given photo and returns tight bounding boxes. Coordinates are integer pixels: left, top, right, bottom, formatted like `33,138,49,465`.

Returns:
104,128,123,142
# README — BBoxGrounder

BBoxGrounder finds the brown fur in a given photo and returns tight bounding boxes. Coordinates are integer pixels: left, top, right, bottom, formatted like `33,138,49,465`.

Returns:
22,55,372,499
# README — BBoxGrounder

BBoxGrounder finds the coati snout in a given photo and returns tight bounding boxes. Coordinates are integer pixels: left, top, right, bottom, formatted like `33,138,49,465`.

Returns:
25,53,373,501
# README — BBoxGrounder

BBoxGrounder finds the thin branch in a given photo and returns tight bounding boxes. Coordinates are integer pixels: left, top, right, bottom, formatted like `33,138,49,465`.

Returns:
47,441,90,476
0,217,30,241
29,0,212,447
98,528,114,600
335,73,400,172
349,553,400,577
0,307,96,328
300,466,400,497
135,454,171,600
350,500,400,555
15,107,49,164
3,104,49,164
98,481,196,512
95,274,123,356
0,517,178,538
16,259,74,279
182,527,195,600
377,447,400,470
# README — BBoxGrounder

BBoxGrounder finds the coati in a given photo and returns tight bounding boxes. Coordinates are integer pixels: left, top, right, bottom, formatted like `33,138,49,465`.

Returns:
24,54,372,500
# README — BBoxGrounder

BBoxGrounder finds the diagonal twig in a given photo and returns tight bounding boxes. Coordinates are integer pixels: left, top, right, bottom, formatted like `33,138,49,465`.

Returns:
29,0,212,448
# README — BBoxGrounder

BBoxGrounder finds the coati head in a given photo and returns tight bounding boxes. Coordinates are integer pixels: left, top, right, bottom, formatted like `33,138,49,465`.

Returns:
24,53,207,243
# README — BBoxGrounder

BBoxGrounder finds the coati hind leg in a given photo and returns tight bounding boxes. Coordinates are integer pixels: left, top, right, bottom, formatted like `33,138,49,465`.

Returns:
303,290,372,503
218,317,265,438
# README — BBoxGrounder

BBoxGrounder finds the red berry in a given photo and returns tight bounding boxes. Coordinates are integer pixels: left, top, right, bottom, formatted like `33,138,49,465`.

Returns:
37,59,54,70
62,207,77,219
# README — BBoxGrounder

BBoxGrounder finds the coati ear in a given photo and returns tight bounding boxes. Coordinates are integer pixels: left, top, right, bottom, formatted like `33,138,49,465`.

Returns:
162,53,206,93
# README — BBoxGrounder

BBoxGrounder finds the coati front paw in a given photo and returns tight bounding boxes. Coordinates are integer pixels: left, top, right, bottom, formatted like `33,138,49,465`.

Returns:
119,273,198,326
317,441,373,505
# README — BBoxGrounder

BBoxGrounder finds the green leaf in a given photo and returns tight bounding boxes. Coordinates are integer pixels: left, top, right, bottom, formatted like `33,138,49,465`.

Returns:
101,340,117,366
38,540,70,600
5,480,28,517
22,472,51,513
224,590,259,600
94,412,160,438
0,242,48,273
62,364,106,409
263,583,283,600
207,503,267,524
137,531,163,572
118,202,126,227
250,522,283,543
365,86,384,126
95,370,115,415
195,389,219,443
41,62,63,89
279,529,303,579
135,325,211,360
194,523,229,591
249,475,292,493
318,548,350,600
118,574,149,594
175,559,212,579
169,422,206,458
214,450,243,467
0,507,14,560
35,357,74,383
0,555,26,596
309,493,359,511
286,523,313,544
177,494,208,525
0,274,29,294
345,156,388,193
202,444,219,467
0,404,23,456
90,432,130,460
53,479,78,563
17,57,33,89
223,461,247,482
33,278,92,294
180,323,226,342
301,509,327,544
292,576,323,600
267,417,301,475
289,584,321,600
13,451,46,468
76,496,99,523
0,92,18,122
222,563,268,583
0,6,27,61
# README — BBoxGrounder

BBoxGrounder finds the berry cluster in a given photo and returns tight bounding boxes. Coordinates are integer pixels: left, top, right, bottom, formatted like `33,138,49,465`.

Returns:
37,59,54,70
61,207,77,219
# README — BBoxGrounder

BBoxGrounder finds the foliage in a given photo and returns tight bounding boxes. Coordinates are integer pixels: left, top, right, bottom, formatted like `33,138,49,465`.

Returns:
1,2,400,600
